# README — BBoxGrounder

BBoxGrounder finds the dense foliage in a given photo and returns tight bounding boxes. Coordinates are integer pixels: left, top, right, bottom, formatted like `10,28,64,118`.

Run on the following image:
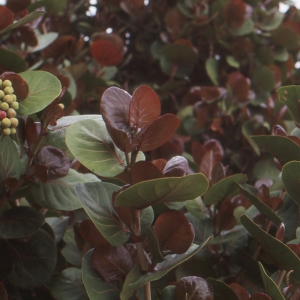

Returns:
2,0,300,299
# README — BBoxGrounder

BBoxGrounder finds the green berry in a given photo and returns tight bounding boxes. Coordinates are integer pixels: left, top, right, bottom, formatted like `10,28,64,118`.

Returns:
4,86,14,95
3,95,13,104
0,102,9,111
0,79,3,87
0,90,4,99
10,127,16,135
7,108,16,118
2,80,12,88
2,128,11,135
11,94,16,102
1,118,11,128
9,117,18,127
10,102,19,110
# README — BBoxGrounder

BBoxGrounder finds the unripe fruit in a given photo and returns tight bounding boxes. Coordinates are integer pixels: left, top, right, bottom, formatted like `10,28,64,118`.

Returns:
11,94,16,102
0,102,9,111
1,118,11,128
0,79,3,86
2,128,11,136
3,95,13,104
4,86,14,95
2,80,12,88
9,117,18,127
0,90,4,99
10,101,19,110
10,127,16,135
0,110,6,119
7,108,16,118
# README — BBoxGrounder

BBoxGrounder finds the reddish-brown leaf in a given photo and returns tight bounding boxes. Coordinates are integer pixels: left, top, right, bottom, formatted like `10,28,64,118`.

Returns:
34,164,49,183
120,0,144,14
18,26,38,47
257,184,270,202
0,72,29,101
36,146,70,177
249,293,271,300
25,117,38,147
130,161,164,184
129,114,180,152
90,40,123,66
223,0,248,29
211,162,227,184
77,219,111,250
129,85,161,129
199,150,214,180
204,139,224,162
230,283,250,300
152,159,167,172
164,8,188,39
275,223,285,242
163,156,188,177
91,246,134,282
154,210,195,254
264,197,283,211
174,276,213,300
191,141,206,166
0,282,7,300
273,125,287,136
6,0,30,13
227,71,250,102
0,6,14,31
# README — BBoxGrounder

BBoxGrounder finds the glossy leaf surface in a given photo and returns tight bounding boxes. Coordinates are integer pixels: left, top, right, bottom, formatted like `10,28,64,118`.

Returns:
115,173,209,208
282,161,300,207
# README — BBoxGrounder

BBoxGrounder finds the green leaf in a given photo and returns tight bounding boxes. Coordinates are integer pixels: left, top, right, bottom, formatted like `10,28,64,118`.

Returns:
82,250,121,300
258,262,285,300
0,136,21,181
141,206,154,235
27,32,59,53
282,161,300,207
115,174,209,208
251,135,300,165
120,238,212,300
252,65,274,93
0,48,27,73
206,278,238,300
240,215,300,283
229,19,254,36
0,206,45,239
259,11,284,31
242,119,262,156
203,174,248,205
277,85,300,124
226,55,240,68
146,227,164,264
273,47,289,62
76,182,130,246
50,268,89,300
7,229,57,289
18,70,62,115
31,169,100,210
237,183,282,225
0,11,47,35
205,58,219,86
66,118,127,177
46,216,69,243
160,286,176,300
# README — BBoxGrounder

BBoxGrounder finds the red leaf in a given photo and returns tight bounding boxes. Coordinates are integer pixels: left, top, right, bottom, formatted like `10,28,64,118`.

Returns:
152,159,167,172
25,117,38,147
227,71,250,102
130,161,164,184
90,40,123,66
34,164,48,183
130,114,180,152
129,85,161,129
191,141,206,166
230,283,250,300
154,210,195,254
91,246,134,282
0,72,29,101
163,155,188,177
6,0,30,13
204,139,224,162
0,6,14,31
199,150,214,180
77,219,111,250
174,276,213,300
223,0,248,29
211,162,227,184
249,293,271,300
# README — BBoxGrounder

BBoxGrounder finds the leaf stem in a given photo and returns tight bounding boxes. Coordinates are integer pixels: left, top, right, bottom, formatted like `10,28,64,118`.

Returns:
276,269,286,287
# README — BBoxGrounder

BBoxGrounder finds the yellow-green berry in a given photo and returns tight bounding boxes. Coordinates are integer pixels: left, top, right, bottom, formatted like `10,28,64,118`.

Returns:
0,79,3,87
3,95,13,104
2,80,12,88
1,118,11,128
0,90,4,99
7,108,16,118
0,102,9,111
10,127,16,135
10,101,19,110
58,103,65,110
11,94,16,102
2,128,11,135
4,86,14,95
9,117,18,127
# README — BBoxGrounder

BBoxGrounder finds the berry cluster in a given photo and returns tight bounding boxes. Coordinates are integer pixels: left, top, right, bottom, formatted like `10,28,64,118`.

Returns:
0,80,19,136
